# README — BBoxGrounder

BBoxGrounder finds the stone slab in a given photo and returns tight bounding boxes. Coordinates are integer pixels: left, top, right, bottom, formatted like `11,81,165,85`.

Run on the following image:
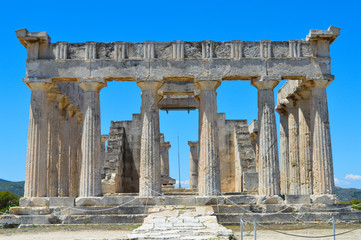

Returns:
285,195,310,204
49,197,75,206
20,197,49,207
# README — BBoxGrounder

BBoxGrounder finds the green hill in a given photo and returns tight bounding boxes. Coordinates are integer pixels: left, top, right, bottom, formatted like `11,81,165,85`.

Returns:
335,187,361,202
0,179,24,197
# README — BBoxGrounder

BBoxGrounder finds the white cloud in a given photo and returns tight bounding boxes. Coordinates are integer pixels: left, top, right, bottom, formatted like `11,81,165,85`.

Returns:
175,179,190,188
334,177,351,186
345,174,361,181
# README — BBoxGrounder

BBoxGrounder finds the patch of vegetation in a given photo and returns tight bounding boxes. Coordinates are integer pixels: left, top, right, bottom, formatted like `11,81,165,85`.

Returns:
340,199,361,210
0,179,24,197
0,191,19,212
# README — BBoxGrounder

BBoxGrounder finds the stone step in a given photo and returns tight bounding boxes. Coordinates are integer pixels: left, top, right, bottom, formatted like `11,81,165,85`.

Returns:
11,206,148,215
19,213,147,225
215,211,361,224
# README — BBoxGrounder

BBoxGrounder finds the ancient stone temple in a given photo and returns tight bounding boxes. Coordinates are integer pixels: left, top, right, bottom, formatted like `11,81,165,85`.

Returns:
9,26,357,228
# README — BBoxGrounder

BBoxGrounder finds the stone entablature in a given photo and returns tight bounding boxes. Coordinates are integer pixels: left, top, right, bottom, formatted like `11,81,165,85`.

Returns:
17,27,339,81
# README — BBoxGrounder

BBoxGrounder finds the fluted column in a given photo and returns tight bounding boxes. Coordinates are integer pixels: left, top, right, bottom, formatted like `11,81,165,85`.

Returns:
101,135,108,175
298,92,312,195
288,102,300,195
310,80,335,194
188,141,199,189
252,76,280,195
278,108,289,195
75,111,83,197
69,106,80,197
58,97,71,197
160,138,171,179
46,93,61,197
195,80,221,196
78,79,106,197
24,81,53,198
138,81,162,197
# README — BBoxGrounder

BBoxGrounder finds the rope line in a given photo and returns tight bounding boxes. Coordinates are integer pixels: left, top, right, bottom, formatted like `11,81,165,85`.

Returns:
257,222,361,238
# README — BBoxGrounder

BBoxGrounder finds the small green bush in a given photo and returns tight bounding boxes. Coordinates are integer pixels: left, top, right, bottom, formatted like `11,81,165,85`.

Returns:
340,199,361,210
0,191,19,212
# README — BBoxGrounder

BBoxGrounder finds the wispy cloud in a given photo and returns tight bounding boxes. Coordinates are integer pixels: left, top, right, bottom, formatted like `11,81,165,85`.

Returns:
334,177,351,186
345,174,361,181
175,179,190,188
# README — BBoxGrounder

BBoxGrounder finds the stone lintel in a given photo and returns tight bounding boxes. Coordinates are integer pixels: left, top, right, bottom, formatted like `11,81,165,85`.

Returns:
16,28,50,48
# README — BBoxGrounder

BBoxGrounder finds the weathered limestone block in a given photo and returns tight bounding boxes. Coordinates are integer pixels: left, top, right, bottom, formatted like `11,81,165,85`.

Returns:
252,76,280,196
310,80,335,195
20,197,49,207
257,195,284,204
78,79,106,197
285,195,310,204
311,194,338,204
24,81,53,198
188,141,199,189
242,172,258,194
49,197,75,206
195,80,221,196
138,81,162,196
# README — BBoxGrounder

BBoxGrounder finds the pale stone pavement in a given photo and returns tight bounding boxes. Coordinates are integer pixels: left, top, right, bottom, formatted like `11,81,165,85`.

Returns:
127,205,234,239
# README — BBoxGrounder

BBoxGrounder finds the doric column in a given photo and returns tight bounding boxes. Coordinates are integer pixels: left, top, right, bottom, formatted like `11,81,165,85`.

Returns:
69,106,80,197
24,81,53,198
195,80,221,196
277,107,289,195
288,101,300,195
75,111,83,197
137,81,162,196
298,91,312,195
101,135,109,175
310,80,335,194
188,141,199,189
78,79,106,197
58,97,71,197
160,136,171,179
252,76,280,196
46,92,61,197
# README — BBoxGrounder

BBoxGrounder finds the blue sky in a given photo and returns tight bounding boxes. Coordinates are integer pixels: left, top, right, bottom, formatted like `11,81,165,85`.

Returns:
0,0,360,189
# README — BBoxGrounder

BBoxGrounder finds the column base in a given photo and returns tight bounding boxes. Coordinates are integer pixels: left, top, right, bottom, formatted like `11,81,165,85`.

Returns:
311,194,339,204
285,195,310,204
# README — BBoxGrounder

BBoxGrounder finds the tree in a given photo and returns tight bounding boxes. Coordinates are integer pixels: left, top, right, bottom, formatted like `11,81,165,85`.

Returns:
0,191,19,212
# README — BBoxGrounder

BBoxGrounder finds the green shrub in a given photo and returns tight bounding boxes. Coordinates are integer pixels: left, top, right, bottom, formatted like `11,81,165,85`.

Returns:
340,199,361,210
0,191,19,212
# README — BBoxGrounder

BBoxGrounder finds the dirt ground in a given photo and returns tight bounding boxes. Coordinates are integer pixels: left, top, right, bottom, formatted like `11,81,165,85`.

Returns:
1,224,361,240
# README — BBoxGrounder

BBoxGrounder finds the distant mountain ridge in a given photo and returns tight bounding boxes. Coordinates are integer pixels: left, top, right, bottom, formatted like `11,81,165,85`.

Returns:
0,179,24,197
0,179,360,201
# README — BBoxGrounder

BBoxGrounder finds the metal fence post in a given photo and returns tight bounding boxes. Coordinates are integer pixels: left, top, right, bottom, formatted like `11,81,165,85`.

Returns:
333,216,336,240
254,220,257,240
240,218,244,240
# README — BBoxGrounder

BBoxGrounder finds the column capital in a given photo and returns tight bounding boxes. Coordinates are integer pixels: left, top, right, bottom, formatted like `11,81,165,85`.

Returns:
275,105,288,115
188,141,199,147
25,80,54,91
161,141,171,149
137,81,163,90
251,75,280,90
78,78,107,92
194,80,221,90
101,135,109,143
305,79,332,89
